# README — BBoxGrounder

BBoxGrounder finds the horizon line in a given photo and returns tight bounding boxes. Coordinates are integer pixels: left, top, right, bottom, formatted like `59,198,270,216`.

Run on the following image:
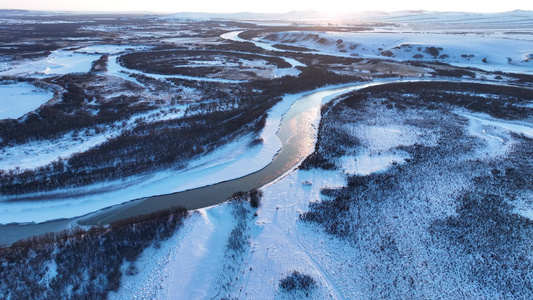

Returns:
0,8,531,15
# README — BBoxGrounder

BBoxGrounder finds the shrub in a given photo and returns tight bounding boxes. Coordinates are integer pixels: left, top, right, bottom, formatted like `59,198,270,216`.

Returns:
249,189,263,208
279,271,317,292
425,47,440,58
380,50,394,57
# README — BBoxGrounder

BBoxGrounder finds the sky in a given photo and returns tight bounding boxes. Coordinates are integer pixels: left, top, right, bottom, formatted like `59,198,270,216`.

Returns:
0,0,531,14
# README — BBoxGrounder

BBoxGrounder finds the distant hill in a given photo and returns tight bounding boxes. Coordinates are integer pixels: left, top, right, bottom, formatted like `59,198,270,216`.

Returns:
162,9,533,25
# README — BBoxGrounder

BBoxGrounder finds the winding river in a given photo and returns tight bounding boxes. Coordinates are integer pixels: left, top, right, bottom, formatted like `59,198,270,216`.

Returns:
77,83,373,225
0,80,391,244
0,78,524,245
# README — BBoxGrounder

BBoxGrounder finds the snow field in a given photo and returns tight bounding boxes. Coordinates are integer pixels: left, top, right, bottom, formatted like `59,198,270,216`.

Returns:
458,111,533,138
110,207,236,299
455,110,533,160
0,82,53,119
0,50,99,77
357,10,533,29
339,150,410,176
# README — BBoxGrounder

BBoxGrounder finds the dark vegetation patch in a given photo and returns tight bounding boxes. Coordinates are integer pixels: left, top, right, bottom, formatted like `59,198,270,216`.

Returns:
380,50,394,57
279,271,317,293
354,81,533,120
299,101,346,170
299,81,533,297
226,201,250,253
272,43,313,52
217,199,254,296
506,72,533,84
0,207,188,299
0,23,92,59
425,46,440,58
90,54,109,73
404,61,481,78
429,138,533,296
231,189,263,209
248,189,263,208
432,68,476,78
118,50,292,77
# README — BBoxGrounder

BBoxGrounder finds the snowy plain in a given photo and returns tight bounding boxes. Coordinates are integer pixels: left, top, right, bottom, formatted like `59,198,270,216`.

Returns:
0,50,99,77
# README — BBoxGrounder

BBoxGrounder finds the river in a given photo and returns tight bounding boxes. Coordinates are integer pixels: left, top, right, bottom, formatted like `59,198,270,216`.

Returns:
0,78,524,245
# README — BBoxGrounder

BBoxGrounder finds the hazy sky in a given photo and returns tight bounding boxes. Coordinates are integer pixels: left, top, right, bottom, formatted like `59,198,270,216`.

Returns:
0,0,531,13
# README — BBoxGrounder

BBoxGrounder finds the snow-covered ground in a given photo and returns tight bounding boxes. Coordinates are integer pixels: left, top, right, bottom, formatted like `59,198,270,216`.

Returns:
112,206,238,299
340,150,410,175
457,110,533,139
258,31,533,74
0,50,99,77
224,27,532,79
0,82,53,119
355,10,533,29
456,110,533,160
222,26,533,75
110,169,349,300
